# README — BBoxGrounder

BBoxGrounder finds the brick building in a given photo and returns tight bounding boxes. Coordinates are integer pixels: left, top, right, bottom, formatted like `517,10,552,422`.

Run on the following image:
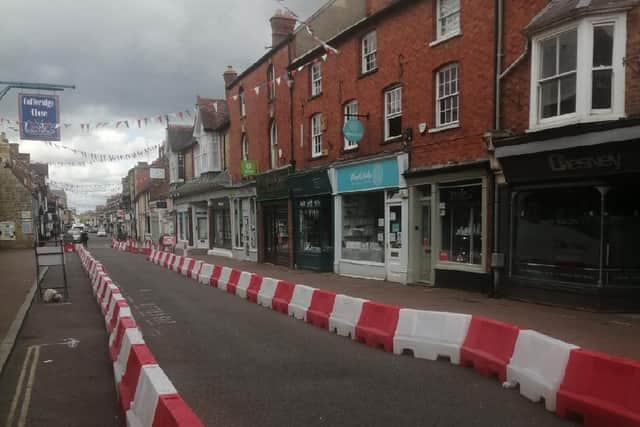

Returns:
491,0,640,309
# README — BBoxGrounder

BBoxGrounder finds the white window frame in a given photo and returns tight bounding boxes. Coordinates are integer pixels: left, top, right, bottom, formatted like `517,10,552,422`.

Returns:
435,63,460,128
311,62,322,97
241,133,248,161
361,31,377,74
436,0,461,41
270,121,278,169
239,88,246,118
267,65,275,101
529,13,627,131
311,113,323,158
211,132,221,172
384,86,402,140
193,143,202,177
343,100,359,149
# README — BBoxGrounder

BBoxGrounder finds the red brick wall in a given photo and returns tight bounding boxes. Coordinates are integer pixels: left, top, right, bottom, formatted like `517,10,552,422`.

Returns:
134,167,150,198
626,7,640,118
226,45,293,183
291,0,495,172
366,0,395,16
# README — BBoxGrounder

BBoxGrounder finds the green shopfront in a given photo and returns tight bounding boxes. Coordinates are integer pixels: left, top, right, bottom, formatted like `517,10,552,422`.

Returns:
289,168,333,272
330,153,409,283
256,166,292,267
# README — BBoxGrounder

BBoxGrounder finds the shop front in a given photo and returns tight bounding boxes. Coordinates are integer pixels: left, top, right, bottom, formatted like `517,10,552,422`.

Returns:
229,183,258,262
209,197,232,257
289,168,333,272
331,154,409,283
256,166,292,267
405,165,491,291
495,120,640,310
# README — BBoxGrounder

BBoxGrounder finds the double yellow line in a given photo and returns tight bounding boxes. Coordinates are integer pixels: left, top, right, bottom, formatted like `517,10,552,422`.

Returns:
5,345,40,427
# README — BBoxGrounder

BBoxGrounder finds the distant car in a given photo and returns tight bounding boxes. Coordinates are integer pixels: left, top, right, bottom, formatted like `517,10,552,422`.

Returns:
97,229,107,237
69,227,83,243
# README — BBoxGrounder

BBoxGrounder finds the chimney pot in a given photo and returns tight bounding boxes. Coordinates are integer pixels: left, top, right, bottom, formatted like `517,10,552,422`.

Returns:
270,10,296,47
223,65,238,88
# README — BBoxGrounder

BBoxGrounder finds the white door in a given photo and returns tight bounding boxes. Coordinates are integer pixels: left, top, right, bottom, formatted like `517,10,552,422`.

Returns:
386,201,405,282
194,209,209,249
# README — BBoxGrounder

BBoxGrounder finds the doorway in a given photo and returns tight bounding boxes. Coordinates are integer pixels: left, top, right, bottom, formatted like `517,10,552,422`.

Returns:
194,208,209,249
386,200,404,282
263,202,289,266
419,197,433,284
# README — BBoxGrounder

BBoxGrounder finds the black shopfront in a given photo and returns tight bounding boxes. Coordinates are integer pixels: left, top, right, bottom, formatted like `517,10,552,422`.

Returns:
495,120,640,310
289,168,334,272
256,166,292,267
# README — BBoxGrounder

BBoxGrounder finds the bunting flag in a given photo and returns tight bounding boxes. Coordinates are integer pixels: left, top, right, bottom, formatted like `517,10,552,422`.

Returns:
39,140,163,165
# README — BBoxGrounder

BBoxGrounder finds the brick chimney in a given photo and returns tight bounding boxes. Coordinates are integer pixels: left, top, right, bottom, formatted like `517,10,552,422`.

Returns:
270,10,296,47
223,66,238,88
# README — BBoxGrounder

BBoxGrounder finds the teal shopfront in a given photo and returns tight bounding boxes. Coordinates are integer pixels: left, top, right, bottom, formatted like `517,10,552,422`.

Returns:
331,153,409,283
289,168,333,272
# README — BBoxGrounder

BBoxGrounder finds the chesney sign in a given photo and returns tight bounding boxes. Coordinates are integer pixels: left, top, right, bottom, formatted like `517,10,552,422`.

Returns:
18,94,61,141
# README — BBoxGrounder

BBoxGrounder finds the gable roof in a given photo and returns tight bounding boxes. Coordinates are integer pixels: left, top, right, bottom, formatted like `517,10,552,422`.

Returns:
525,0,640,33
196,97,229,131
166,125,194,152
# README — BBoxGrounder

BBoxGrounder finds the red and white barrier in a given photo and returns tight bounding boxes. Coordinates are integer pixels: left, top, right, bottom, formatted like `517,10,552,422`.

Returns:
216,267,233,291
329,295,368,339
306,289,337,330
287,284,315,320
235,272,253,299
179,258,194,276
197,264,214,285
355,301,400,352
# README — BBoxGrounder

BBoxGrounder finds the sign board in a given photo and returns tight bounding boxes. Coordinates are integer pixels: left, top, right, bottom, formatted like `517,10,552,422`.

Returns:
0,221,16,240
21,211,32,219
336,157,399,193
342,119,364,143
241,160,257,177
18,94,60,141
150,167,165,179
162,235,176,246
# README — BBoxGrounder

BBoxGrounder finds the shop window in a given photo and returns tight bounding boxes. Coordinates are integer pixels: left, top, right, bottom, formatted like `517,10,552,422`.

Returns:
439,182,482,265
342,192,385,263
234,199,243,248
213,206,232,249
297,197,332,253
177,211,189,241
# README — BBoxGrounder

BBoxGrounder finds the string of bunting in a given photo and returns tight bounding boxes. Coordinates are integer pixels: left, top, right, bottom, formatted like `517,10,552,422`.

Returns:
42,140,162,164
48,181,122,192
0,108,194,134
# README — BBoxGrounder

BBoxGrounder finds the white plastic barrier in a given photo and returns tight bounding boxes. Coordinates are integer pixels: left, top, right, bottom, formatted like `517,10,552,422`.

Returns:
105,294,126,329
100,284,120,313
113,328,145,384
190,260,203,280
217,267,233,291
156,252,167,266
236,272,253,299
108,306,134,347
393,309,472,364
198,264,214,285
126,365,177,427
170,255,182,272
257,278,279,309
180,258,193,276
288,285,316,320
329,295,368,339
504,330,579,412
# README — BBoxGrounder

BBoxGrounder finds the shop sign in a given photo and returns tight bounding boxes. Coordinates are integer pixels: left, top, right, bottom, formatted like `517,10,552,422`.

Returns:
256,167,291,202
289,168,331,198
162,235,176,246
336,157,399,193
343,119,364,143
150,168,165,179
241,160,257,177
18,94,60,141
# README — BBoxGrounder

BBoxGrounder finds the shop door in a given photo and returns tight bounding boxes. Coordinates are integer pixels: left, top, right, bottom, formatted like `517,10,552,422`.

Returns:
194,210,209,249
264,204,289,266
420,200,433,284
386,202,404,282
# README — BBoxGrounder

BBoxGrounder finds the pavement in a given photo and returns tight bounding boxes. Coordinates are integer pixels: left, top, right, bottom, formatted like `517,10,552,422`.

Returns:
177,250,640,361
95,241,576,426
0,245,121,426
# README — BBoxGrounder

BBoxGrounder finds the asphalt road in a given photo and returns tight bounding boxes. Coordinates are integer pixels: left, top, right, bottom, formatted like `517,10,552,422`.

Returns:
91,237,575,427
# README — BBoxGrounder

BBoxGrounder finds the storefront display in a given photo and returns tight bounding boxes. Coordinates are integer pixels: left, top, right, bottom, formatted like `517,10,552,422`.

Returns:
342,192,385,263
211,198,231,250
439,182,483,265
257,166,292,267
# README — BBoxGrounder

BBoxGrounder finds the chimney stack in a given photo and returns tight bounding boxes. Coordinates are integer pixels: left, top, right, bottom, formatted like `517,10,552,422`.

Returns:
270,10,296,47
223,65,238,88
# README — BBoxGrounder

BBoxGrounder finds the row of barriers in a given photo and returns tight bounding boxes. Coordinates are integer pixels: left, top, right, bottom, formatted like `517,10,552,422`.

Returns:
112,239,155,256
145,248,640,427
78,245,204,427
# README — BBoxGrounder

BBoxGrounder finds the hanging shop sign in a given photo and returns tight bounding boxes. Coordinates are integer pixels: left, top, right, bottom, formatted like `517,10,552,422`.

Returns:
18,94,60,141
336,157,399,193
342,119,364,143
241,160,257,177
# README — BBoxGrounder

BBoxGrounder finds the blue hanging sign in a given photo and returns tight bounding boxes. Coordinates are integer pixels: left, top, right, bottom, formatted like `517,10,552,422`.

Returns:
342,119,364,143
18,94,61,141
336,157,399,193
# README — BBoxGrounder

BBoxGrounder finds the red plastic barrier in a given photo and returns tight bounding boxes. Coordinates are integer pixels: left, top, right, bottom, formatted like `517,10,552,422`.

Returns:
164,254,176,269
355,301,400,352
152,394,205,427
460,316,520,383
118,344,156,412
209,265,223,287
246,274,263,303
271,281,296,314
556,349,640,427
63,242,75,253
110,317,137,361
226,269,242,295
184,259,197,277
307,289,337,330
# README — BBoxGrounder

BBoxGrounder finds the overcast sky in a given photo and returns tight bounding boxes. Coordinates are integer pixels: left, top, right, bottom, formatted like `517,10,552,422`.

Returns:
1,0,324,212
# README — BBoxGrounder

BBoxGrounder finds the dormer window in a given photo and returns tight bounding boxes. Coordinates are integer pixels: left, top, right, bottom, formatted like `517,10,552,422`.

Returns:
529,14,626,130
